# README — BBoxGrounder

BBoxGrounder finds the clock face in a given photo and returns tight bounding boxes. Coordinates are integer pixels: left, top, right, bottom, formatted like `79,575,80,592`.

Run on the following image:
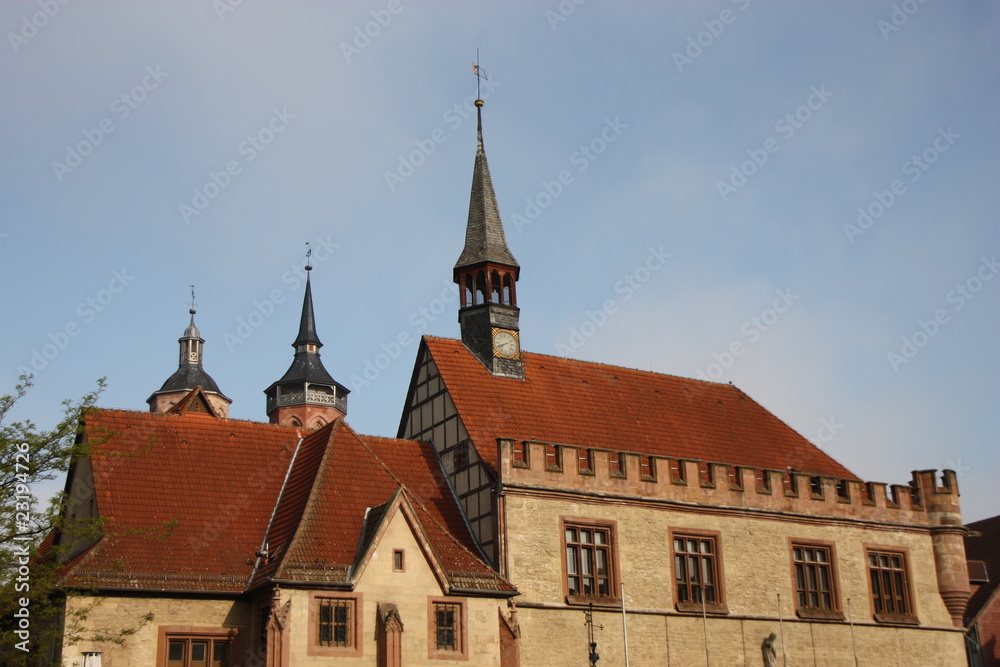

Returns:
493,330,519,358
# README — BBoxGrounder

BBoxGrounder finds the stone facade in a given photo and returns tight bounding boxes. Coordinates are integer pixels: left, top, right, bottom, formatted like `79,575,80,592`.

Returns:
497,441,969,666
60,503,507,666
62,596,248,667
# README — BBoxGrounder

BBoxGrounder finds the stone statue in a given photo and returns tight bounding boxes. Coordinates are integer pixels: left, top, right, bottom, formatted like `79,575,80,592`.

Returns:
762,632,778,667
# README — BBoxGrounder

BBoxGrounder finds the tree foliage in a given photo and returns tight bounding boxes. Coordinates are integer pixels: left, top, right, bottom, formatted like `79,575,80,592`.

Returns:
0,375,152,665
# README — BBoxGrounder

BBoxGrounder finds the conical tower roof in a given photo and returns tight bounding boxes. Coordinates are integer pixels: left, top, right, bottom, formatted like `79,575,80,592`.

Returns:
292,273,322,348
455,101,519,273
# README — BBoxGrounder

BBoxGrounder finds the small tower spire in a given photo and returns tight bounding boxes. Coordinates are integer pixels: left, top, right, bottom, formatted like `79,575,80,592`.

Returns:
293,244,322,348
264,247,349,428
148,288,232,416
454,58,524,379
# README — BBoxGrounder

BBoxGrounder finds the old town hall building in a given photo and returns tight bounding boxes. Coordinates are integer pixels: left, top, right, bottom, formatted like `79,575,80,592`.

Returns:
50,98,975,666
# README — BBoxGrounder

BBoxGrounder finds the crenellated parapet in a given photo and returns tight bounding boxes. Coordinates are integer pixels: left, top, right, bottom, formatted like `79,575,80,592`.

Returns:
912,468,971,627
497,439,965,529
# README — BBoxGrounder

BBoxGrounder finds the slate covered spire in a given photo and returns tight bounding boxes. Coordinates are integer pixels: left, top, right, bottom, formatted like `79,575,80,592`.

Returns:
264,258,349,428
453,95,524,380
454,100,520,277
292,269,321,348
147,294,232,417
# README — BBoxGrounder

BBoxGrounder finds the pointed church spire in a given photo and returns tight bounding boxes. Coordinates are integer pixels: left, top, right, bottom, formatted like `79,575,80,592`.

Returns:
453,71,524,380
265,248,349,428
454,98,520,275
293,251,322,348
148,287,232,416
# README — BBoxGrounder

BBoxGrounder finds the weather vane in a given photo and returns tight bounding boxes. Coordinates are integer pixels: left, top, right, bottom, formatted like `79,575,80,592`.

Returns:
305,242,313,271
189,285,197,314
472,49,488,101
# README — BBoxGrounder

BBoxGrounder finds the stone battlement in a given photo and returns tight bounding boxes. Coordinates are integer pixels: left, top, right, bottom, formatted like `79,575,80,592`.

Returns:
497,438,961,528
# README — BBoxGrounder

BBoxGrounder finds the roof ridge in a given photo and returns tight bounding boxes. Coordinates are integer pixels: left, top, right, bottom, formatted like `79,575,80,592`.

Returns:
422,335,855,479
260,421,341,587
89,407,307,431
423,335,738,389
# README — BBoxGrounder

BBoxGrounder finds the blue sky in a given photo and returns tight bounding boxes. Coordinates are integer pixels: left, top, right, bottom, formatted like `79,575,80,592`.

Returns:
2,1,997,522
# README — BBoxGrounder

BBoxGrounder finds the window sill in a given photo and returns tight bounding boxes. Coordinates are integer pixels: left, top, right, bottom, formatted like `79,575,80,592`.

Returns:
428,648,469,661
873,613,919,626
309,644,363,658
796,608,845,621
675,602,729,615
566,595,622,608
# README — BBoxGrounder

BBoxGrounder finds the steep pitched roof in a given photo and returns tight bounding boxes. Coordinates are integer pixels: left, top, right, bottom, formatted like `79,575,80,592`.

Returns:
63,408,302,592
419,336,855,479
965,514,1000,624
264,271,347,395
62,401,510,595
292,272,322,348
258,420,512,593
454,108,518,273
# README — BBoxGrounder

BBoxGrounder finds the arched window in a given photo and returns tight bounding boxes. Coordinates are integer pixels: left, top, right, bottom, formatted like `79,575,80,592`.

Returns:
502,273,514,305
490,271,502,303
313,417,326,429
463,275,474,307
474,272,487,305
288,416,302,428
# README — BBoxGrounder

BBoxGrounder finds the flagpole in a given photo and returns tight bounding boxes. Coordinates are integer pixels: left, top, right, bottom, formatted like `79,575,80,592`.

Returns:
777,593,788,667
621,583,630,667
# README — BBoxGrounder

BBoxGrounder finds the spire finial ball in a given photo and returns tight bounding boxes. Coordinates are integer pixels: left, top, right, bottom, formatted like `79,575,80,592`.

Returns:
475,99,484,108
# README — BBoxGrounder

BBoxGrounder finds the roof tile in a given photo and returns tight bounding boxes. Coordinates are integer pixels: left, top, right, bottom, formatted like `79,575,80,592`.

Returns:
423,336,855,479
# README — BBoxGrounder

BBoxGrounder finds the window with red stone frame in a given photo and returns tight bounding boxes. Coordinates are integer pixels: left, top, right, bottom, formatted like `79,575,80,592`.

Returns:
671,530,728,614
866,548,917,623
563,521,617,603
791,542,844,620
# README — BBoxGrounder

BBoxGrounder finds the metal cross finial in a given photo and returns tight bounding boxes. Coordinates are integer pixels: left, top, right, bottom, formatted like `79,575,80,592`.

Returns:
189,285,197,314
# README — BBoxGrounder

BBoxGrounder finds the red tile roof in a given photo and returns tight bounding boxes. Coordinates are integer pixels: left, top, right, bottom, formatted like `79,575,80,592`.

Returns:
259,420,512,592
63,400,511,595
421,336,855,479
966,514,1000,624
65,409,302,592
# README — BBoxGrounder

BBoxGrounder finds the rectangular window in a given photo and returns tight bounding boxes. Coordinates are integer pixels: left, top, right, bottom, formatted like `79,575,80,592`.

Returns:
428,598,468,660
434,603,460,651
671,531,727,614
578,448,594,474
563,521,617,603
393,549,405,572
791,543,844,620
164,637,231,667
307,594,363,657
318,598,353,647
452,440,469,469
867,548,917,623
